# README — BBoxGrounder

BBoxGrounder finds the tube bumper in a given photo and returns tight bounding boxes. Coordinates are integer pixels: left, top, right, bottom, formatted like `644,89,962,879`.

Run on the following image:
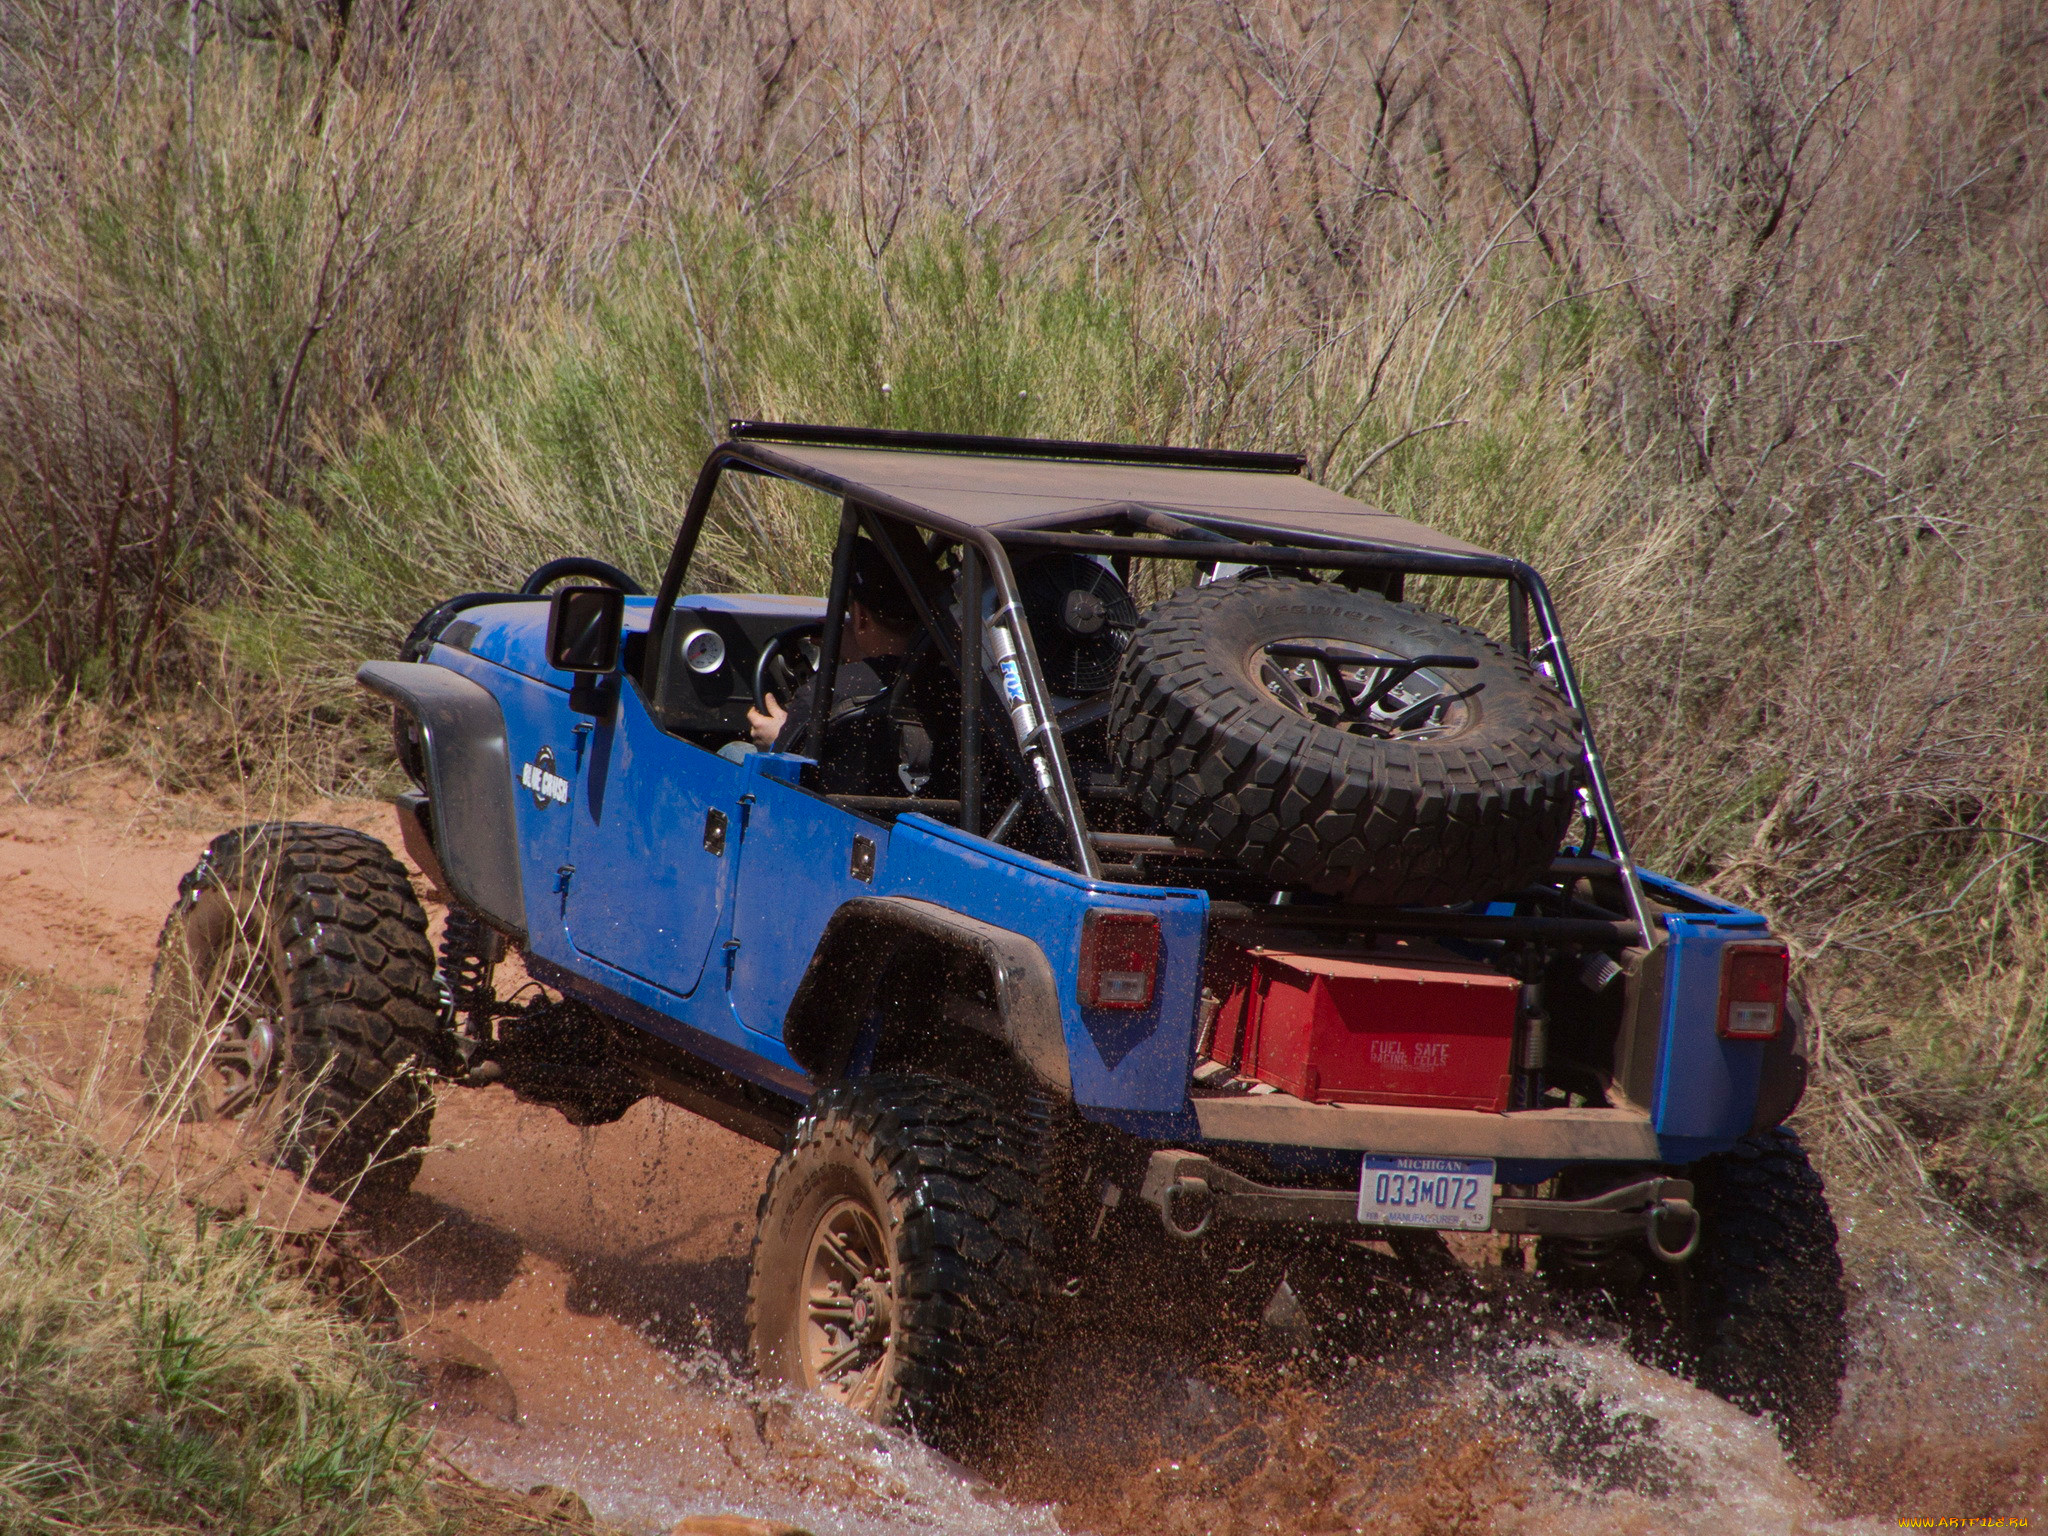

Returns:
1138,1149,1696,1251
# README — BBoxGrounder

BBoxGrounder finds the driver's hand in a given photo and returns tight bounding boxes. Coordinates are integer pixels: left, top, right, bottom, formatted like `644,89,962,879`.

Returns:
747,693,786,749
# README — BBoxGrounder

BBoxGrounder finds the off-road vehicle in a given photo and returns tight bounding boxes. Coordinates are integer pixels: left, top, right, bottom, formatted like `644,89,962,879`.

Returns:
144,422,1845,1451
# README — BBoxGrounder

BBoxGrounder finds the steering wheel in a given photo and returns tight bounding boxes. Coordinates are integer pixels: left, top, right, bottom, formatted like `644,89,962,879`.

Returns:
754,622,823,713
519,556,645,595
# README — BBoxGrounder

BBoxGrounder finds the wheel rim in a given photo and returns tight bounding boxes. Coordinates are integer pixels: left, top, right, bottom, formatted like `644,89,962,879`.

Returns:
797,1195,896,1416
1254,636,1475,740
188,897,285,1122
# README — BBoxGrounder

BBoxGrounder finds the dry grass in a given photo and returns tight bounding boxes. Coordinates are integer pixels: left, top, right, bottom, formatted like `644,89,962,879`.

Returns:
2,1,2046,1230
0,999,632,1536
0,1058,432,1535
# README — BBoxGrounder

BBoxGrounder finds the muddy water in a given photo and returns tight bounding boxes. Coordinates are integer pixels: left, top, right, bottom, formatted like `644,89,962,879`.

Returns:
386,1087,2048,1536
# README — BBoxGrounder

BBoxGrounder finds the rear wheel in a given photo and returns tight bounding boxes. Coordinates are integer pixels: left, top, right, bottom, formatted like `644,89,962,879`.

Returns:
1544,1128,1847,1449
747,1075,1052,1452
1674,1127,1847,1448
143,823,442,1204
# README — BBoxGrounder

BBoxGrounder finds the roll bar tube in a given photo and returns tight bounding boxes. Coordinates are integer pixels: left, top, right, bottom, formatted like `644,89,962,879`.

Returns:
651,440,1651,923
655,444,1102,878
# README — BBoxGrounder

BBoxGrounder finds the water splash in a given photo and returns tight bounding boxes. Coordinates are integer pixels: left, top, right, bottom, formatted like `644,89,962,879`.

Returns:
403,1096,2048,1534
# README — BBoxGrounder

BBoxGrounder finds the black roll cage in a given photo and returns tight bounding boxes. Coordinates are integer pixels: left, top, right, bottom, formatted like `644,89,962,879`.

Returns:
646,422,1657,941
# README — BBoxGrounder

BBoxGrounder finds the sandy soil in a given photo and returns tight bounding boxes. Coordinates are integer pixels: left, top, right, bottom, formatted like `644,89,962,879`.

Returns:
7,773,2046,1535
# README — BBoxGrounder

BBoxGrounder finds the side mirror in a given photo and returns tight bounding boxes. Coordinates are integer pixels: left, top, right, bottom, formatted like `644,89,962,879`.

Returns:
546,586,625,675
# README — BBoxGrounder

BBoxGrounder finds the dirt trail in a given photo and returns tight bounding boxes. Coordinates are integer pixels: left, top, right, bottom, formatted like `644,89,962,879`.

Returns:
6,782,2045,1534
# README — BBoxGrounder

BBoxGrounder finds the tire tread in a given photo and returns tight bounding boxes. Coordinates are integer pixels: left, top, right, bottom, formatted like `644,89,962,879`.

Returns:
146,821,441,1202
1108,578,1583,905
747,1074,1052,1448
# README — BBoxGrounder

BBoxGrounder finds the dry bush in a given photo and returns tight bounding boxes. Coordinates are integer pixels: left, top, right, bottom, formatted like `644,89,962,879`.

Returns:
0,7,489,700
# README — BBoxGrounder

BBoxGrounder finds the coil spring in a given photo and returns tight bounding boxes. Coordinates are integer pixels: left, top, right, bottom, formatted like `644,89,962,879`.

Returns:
1540,1234,1622,1284
439,907,498,1036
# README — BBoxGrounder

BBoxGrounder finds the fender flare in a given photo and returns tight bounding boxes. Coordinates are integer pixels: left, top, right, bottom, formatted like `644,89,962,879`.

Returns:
1751,992,1810,1133
355,660,527,938
783,896,1070,1095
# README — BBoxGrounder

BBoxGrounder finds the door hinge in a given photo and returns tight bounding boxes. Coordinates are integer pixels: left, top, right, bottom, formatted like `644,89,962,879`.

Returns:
555,864,575,893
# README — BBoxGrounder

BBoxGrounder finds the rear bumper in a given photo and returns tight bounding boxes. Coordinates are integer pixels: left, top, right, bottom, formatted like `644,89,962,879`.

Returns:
1138,1149,1696,1250
1190,1092,1659,1162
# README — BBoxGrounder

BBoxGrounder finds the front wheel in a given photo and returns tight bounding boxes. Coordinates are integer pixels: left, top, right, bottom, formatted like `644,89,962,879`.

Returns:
747,1075,1052,1452
143,823,443,1204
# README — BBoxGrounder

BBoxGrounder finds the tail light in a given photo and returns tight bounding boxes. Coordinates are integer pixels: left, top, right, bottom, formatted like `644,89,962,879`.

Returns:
1718,941,1789,1039
1080,910,1160,1009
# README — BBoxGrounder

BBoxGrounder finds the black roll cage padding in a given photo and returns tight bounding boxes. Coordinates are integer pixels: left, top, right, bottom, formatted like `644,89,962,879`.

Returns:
959,546,983,836
645,440,1656,939
853,505,961,675
836,511,1040,844
806,505,862,765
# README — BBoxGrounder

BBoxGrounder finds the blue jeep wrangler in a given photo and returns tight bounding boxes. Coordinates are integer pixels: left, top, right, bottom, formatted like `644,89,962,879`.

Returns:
144,422,1845,1452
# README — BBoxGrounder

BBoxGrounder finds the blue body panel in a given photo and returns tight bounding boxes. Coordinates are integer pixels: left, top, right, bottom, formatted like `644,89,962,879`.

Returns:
879,818,1207,1115
461,596,652,680
725,753,892,1070
428,600,1781,1171
566,679,738,998
1648,918,1771,1164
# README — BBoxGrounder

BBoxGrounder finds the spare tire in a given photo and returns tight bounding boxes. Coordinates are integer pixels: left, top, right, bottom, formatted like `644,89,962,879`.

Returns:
1107,577,1581,906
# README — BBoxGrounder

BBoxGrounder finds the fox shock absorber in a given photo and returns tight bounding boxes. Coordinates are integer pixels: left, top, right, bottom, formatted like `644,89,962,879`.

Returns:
983,603,1058,795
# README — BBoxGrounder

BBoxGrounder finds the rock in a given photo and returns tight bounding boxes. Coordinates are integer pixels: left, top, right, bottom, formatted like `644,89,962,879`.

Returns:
238,1164,350,1234
134,1120,349,1234
524,1485,595,1528
407,1326,519,1423
670,1518,817,1536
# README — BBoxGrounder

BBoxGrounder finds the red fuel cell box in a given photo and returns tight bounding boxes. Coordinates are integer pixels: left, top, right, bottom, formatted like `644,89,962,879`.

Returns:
1209,948,1522,1112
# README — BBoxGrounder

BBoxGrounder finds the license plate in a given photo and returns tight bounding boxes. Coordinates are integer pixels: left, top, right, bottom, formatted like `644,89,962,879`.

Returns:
1357,1155,1496,1231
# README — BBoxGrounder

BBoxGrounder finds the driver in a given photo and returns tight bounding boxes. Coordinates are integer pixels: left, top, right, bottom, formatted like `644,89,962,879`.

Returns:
746,540,942,795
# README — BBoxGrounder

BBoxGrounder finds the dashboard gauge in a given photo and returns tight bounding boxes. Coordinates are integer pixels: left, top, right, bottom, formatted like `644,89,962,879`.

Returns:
682,628,727,674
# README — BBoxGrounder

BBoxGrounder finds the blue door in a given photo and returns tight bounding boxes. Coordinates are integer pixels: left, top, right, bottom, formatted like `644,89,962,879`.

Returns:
724,765,887,1046
563,683,738,998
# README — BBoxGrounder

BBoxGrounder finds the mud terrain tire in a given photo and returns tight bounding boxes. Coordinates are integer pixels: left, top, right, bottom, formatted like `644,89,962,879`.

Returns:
144,823,442,1204
748,1074,1052,1453
1678,1126,1847,1448
1108,578,1582,906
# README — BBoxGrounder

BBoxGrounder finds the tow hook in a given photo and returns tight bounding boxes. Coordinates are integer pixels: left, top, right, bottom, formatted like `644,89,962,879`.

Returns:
1646,1195,1701,1264
1158,1175,1215,1240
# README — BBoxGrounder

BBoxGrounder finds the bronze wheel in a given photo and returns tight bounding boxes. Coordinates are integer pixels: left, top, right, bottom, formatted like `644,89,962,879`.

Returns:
798,1195,897,1415
149,883,288,1126
748,1074,1052,1454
